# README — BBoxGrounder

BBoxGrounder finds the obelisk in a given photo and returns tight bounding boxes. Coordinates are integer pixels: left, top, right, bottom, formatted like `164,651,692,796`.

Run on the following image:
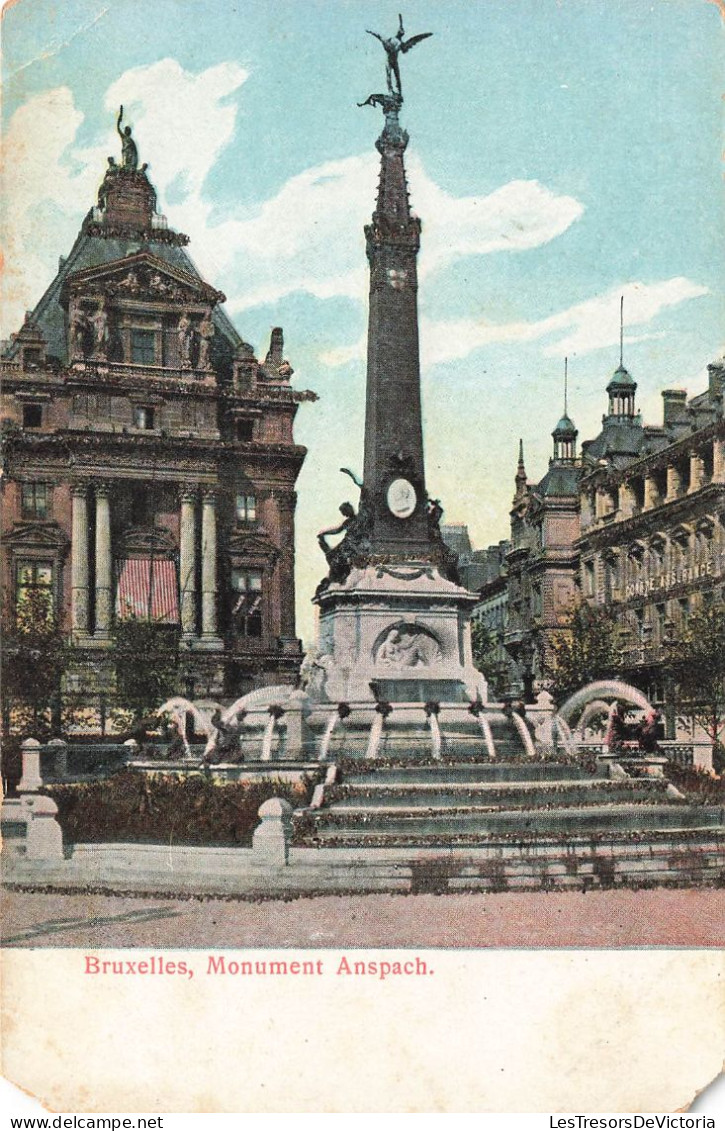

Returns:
312,19,480,705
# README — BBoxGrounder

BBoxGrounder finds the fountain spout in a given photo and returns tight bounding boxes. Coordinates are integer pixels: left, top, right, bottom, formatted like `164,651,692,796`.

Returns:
425,702,442,761
511,711,536,758
469,701,496,759
366,701,391,761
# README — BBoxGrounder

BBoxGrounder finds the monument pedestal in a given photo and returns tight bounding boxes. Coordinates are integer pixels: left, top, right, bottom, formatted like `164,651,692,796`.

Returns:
313,563,485,704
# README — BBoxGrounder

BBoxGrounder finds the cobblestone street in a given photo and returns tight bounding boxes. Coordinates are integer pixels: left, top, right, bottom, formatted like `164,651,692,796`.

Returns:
3,884,722,949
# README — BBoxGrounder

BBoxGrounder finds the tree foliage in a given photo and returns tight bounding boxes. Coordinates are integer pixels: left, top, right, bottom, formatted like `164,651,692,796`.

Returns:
667,604,725,755
110,616,180,722
1,588,68,734
470,618,504,694
544,601,621,706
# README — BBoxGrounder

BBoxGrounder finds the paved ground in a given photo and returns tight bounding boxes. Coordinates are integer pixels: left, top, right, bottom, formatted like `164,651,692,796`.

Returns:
2,885,722,948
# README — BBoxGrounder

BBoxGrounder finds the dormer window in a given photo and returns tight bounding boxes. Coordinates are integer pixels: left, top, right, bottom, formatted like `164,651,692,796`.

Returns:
22,403,43,429
134,405,155,430
131,328,156,365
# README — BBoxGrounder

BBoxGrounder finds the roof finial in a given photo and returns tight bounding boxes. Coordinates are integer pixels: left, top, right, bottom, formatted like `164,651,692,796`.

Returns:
619,294,624,368
564,356,568,415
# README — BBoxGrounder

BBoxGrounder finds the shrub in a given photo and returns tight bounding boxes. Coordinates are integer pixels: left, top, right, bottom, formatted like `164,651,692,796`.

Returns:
46,770,316,847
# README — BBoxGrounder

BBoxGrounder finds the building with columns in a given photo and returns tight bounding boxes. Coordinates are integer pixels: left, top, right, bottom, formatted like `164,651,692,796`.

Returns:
503,413,584,698
476,354,725,712
1,130,316,725
577,356,725,727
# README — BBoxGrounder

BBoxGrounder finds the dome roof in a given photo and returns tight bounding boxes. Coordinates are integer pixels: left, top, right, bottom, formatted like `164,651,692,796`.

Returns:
552,412,577,438
607,363,636,391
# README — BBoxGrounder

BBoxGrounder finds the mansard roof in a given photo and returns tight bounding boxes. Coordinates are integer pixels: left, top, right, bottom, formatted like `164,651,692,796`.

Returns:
18,225,243,367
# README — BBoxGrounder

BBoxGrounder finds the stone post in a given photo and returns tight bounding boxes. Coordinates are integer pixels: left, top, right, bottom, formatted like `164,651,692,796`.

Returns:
71,483,90,635
23,794,64,860
252,798,293,866
94,483,112,637
18,737,43,792
46,737,68,779
200,490,220,645
666,464,681,501
179,489,198,639
689,451,705,494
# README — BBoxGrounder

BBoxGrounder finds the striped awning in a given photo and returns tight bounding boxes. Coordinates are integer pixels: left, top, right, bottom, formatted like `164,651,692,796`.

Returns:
116,558,179,623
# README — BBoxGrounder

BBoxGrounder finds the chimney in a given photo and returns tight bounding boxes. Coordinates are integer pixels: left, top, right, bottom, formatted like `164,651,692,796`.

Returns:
707,358,725,403
661,389,688,427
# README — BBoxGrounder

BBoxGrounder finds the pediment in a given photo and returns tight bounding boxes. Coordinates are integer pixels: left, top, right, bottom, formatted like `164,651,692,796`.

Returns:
4,522,69,552
119,525,177,557
63,253,225,308
227,530,279,562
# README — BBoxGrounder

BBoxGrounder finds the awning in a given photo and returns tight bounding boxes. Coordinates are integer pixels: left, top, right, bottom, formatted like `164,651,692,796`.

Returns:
116,558,179,623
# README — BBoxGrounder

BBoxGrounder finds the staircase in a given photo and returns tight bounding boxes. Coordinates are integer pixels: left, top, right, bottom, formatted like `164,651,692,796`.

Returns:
293,758,725,890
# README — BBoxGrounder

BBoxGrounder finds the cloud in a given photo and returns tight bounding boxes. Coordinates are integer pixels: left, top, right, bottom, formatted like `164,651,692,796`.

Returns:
104,59,248,209
1,86,100,329
220,159,584,314
320,278,709,368
1,58,584,335
0,60,248,336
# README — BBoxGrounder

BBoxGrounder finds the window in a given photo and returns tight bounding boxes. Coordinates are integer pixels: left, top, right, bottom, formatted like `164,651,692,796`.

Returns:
678,597,690,627
21,482,50,519
235,494,256,524
23,347,42,369
16,560,54,621
584,560,595,597
231,568,262,637
22,403,43,429
134,406,155,430
131,328,156,365
236,419,255,442
655,603,666,642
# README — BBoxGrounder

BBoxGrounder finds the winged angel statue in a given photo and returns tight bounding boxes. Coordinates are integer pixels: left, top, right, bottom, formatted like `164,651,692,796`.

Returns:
367,14,433,99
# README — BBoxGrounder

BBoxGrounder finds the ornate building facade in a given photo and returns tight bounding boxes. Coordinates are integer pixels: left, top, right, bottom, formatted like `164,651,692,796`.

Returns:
473,355,725,714
1,125,316,725
577,357,725,727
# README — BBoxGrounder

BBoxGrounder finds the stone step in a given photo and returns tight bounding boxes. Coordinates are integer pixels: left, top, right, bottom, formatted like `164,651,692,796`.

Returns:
340,762,591,784
303,803,725,841
329,778,672,809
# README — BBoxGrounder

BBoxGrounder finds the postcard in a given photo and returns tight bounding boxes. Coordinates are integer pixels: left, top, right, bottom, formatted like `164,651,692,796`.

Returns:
1,0,723,1114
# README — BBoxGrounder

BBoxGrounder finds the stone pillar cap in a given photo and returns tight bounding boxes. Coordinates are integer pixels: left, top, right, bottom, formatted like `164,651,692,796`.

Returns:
258,798,294,819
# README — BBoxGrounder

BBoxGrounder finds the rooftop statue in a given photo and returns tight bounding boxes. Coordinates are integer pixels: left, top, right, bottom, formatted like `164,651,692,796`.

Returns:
116,105,139,171
366,14,432,99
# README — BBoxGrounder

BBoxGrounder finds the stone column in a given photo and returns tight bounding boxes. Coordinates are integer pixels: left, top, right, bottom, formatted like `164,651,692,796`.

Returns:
277,492,297,640
689,451,705,493
712,437,725,483
179,488,198,639
666,464,681,501
94,483,112,637
594,488,606,520
643,474,658,510
71,483,90,636
618,480,635,518
201,489,219,641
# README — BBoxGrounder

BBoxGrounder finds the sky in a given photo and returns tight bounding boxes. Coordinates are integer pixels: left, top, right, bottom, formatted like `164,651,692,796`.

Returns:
2,0,723,645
